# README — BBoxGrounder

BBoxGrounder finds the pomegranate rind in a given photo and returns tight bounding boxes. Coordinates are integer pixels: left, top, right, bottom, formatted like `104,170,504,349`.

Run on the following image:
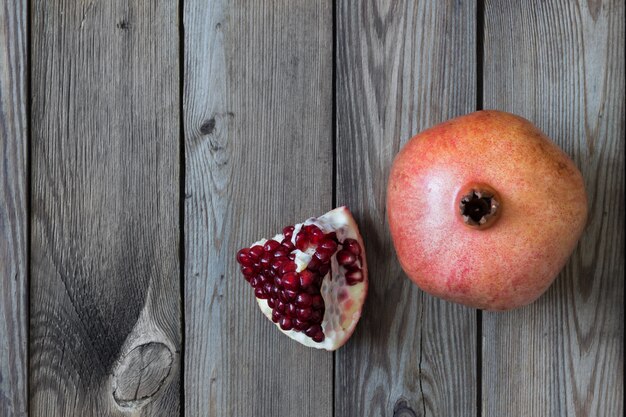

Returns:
253,207,368,351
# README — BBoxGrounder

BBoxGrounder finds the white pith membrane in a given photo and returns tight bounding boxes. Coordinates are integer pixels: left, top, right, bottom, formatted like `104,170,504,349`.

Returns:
241,207,368,351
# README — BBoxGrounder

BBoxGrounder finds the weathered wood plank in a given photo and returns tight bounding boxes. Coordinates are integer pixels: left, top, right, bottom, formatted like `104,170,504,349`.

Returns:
0,0,28,415
335,1,477,416
183,1,333,416
29,1,181,415
482,1,624,416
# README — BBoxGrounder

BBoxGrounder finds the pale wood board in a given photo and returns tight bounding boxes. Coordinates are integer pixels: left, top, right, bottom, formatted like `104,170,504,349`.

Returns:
482,0,624,415
335,1,478,416
183,0,333,416
29,1,181,415
1,1,622,415
0,0,29,415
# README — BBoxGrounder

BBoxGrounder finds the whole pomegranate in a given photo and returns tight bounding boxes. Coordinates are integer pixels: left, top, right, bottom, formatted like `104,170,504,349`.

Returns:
387,110,588,311
236,207,368,350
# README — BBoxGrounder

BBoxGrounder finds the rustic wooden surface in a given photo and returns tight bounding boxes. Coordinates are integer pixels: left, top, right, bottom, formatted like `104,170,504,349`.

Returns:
29,0,181,416
183,1,333,416
0,0,623,416
482,1,625,416
0,0,28,416
335,1,477,416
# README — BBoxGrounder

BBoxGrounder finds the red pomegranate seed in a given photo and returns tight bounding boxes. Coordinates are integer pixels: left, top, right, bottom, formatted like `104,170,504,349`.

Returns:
310,227,324,244
307,256,321,271
319,238,338,253
236,249,254,266
311,295,324,310
282,226,295,239
306,285,321,295
237,255,255,267
318,264,330,277
276,300,286,312
271,285,280,297
263,282,273,294
345,267,363,284
286,303,297,317
296,308,312,320
249,276,260,287
312,332,325,343
314,249,331,262
274,276,283,287
337,250,356,266
254,287,268,299
240,265,255,277
263,240,281,253
271,258,285,271
295,293,312,307
282,272,299,291
343,238,361,255
299,270,317,288
295,233,309,251
281,240,295,251
305,324,322,338
260,253,272,267
314,275,324,286
256,274,267,286
279,317,293,331
293,318,307,331
283,289,297,301
288,253,296,260
272,310,281,323
280,262,297,275
249,245,264,259
310,310,323,323
307,224,321,235
274,248,289,258
268,298,276,308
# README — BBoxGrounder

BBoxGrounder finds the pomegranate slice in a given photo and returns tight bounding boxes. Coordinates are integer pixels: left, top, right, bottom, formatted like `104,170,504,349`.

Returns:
236,207,368,350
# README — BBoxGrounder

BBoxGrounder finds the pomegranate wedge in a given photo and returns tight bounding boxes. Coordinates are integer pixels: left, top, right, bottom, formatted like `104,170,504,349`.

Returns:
236,207,368,350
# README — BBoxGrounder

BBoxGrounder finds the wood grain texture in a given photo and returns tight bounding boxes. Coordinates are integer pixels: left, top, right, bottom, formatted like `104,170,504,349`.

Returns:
482,1,624,416
29,1,181,415
335,1,477,416
183,0,333,416
0,0,28,415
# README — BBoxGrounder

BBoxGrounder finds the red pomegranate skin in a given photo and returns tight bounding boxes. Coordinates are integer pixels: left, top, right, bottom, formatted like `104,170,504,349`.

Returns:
387,110,588,311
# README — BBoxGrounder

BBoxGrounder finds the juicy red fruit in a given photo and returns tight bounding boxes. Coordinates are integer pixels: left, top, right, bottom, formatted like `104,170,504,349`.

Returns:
235,207,368,350
236,213,366,347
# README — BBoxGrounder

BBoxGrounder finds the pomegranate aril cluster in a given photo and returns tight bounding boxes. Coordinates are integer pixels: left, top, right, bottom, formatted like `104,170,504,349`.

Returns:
236,223,364,343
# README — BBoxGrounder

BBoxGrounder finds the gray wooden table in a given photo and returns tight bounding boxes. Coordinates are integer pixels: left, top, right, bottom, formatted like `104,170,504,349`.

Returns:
1,1,623,416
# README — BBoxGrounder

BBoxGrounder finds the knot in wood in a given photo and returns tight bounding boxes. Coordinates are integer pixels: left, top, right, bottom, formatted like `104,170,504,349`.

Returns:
116,19,130,30
112,342,173,409
393,399,418,417
199,118,216,135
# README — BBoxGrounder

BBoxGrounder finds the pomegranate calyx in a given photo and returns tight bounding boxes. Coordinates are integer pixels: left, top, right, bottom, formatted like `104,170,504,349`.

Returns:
459,185,500,228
